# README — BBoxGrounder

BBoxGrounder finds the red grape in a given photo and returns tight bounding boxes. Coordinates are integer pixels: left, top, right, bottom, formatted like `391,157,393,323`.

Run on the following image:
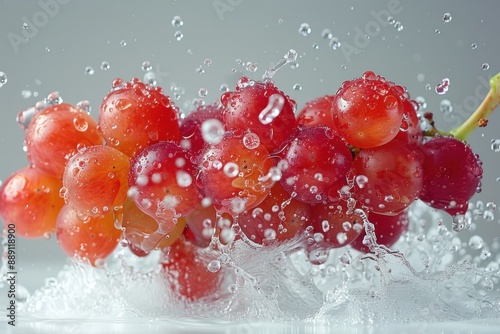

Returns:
198,133,274,215
277,126,353,204
25,103,104,177
352,139,423,215
98,78,180,158
0,166,64,238
419,136,483,216
296,95,335,129
162,238,223,301
129,141,201,231
350,210,409,252
394,99,423,146
238,182,311,245
179,103,224,162
332,71,406,148
221,77,298,153
62,145,130,218
56,204,121,266
122,199,187,252
308,200,363,249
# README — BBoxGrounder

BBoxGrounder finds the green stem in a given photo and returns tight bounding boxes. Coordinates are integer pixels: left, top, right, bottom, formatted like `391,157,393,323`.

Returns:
450,72,500,141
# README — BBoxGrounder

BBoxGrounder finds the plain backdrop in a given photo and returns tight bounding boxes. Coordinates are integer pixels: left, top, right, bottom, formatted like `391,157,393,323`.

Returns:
0,0,499,294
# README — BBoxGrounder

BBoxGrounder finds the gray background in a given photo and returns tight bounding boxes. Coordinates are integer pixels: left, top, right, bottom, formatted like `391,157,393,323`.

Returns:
0,0,499,293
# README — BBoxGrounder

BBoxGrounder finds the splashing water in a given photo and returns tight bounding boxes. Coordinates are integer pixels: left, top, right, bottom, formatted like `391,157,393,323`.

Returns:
5,199,500,333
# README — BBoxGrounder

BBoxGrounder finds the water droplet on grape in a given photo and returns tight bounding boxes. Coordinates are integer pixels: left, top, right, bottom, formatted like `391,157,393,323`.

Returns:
298,23,311,36
355,175,368,188
73,117,88,132
223,162,239,178
201,119,224,145
243,132,260,149
259,93,285,124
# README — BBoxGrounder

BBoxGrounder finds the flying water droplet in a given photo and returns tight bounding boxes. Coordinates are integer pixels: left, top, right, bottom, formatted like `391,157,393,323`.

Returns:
471,43,477,50
85,66,95,75
171,16,183,28
439,99,453,113
142,61,152,72
293,83,302,91
198,88,208,97
207,260,221,273
482,63,490,71
120,40,127,47
0,72,7,87
469,235,484,250
298,23,311,36
321,29,333,39
435,78,450,95
174,31,183,41
100,61,110,71
442,12,452,23
491,139,500,152
329,37,341,50
394,21,403,31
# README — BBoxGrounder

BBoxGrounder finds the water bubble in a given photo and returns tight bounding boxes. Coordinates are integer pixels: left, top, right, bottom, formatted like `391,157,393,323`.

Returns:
321,28,333,39
442,12,452,23
85,66,95,75
120,40,127,47
468,235,484,250
198,88,208,97
100,61,110,71
435,78,450,95
439,99,453,113
329,37,341,50
207,260,221,273
259,94,285,124
171,15,183,28
243,132,260,149
204,58,212,66
0,72,7,87
298,23,312,36
293,83,302,91
201,119,224,145
483,210,495,221
482,63,490,71
486,202,497,211
174,31,183,41
491,139,500,152
471,43,477,50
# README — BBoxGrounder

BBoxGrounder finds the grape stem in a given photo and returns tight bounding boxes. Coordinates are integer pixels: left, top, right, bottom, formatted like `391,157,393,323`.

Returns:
450,72,500,141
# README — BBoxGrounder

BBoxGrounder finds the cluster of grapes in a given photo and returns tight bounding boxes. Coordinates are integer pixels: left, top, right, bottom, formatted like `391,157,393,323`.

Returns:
0,71,485,301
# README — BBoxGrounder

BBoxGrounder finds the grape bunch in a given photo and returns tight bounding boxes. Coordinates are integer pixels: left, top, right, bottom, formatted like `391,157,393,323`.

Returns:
0,71,491,301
